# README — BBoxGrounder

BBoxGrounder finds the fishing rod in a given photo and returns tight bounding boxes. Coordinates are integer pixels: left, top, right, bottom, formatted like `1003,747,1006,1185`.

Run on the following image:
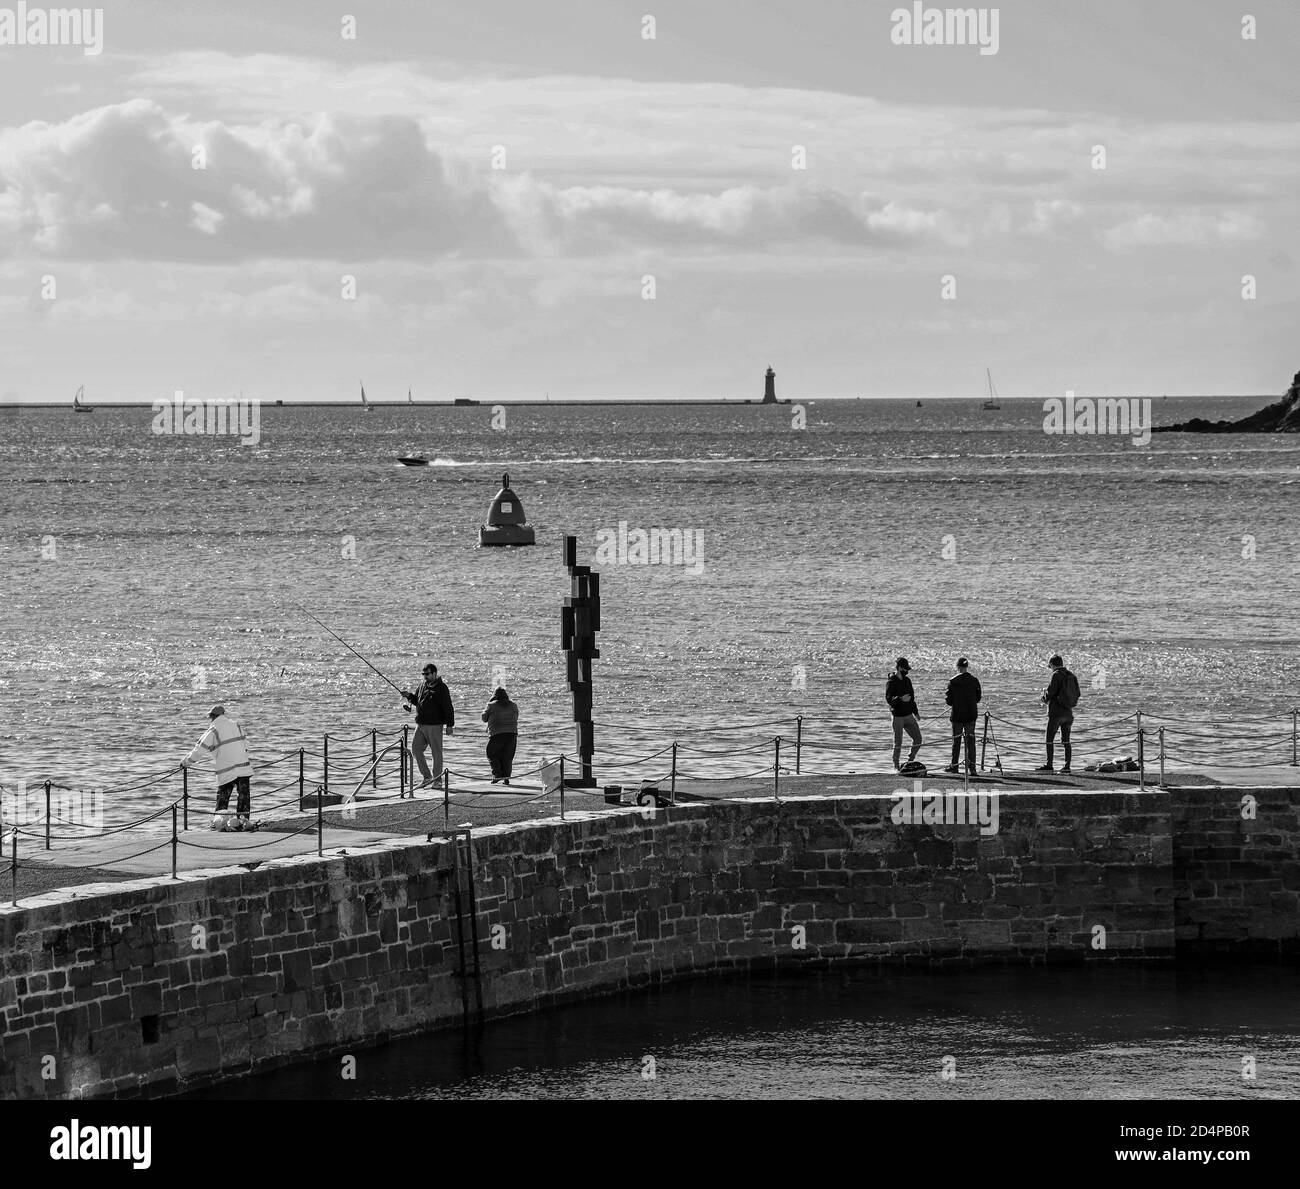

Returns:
289,601,412,712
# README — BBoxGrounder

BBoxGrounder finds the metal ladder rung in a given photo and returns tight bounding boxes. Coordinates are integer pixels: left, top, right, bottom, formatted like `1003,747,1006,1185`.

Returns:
447,827,484,1026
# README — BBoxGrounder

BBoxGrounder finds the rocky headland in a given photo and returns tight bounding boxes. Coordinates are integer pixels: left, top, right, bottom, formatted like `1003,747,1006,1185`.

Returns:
1155,370,1300,433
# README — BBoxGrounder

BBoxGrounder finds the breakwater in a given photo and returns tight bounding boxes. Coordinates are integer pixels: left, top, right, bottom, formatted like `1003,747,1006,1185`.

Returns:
2,786,1298,1099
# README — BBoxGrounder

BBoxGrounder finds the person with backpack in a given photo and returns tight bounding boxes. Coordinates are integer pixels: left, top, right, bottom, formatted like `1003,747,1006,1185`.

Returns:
401,663,455,788
1037,654,1080,773
885,657,923,770
943,657,982,774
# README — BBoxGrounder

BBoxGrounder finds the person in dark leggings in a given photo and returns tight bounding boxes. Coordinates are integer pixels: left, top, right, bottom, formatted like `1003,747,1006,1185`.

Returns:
1037,655,1076,773
482,687,519,785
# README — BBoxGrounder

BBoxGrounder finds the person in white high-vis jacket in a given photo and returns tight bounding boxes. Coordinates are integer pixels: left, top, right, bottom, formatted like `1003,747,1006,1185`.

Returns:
185,705,254,829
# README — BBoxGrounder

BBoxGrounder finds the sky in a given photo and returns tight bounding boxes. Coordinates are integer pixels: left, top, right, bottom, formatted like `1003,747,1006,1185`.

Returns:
1,0,1298,402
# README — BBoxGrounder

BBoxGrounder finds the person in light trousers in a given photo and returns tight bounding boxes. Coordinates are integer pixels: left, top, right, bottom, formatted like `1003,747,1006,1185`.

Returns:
885,657,923,769
401,663,455,788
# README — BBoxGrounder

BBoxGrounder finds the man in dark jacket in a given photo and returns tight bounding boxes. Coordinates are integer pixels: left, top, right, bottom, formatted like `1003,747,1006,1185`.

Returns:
1036,654,1077,774
885,657,922,770
943,657,982,774
401,663,455,788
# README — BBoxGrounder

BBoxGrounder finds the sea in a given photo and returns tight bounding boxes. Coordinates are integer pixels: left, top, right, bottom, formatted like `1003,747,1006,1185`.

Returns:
179,962,1300,1100
2,396,1298,826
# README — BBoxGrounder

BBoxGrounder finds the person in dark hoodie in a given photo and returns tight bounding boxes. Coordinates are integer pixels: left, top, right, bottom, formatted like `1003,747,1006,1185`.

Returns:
885,657,923,770
401,663,455,788
1037,654,1079,773
482,686,520,785
943,657,982,774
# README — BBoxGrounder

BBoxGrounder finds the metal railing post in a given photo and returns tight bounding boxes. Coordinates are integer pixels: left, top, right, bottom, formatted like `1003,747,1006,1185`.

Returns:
1158,726,1166,788
443,768,450,830
559,755,566,820
298,747,305,809
323,733,329,800
399,729,407,799
1293,709,1298,766
795,715,803,775
10,827,17,904
774,737,781,804
980,714,990,772
171,804,178,880
371,728,378,788
182,765,189,831
316,777,324,856
1137,727,1145,792
44,779,51,850
670,741,677,803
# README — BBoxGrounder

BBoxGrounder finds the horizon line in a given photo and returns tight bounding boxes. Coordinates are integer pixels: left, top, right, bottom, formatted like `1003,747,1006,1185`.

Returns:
0,393,1272,409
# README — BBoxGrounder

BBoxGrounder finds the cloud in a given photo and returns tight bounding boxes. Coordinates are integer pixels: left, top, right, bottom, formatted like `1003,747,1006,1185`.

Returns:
1099,209,1266,252
1,59,1295,273
0,99,961,263
494,175,956,254
0,99,515,261
1022,198,1086,237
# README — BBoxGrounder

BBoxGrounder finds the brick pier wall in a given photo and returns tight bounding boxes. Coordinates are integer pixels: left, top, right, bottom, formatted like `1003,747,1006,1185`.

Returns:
0,786,1292,1099
1171,787,1300,955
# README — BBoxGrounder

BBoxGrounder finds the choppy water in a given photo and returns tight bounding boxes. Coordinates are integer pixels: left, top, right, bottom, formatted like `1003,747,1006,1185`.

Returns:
2,397,1298,825
180,963,1300,1100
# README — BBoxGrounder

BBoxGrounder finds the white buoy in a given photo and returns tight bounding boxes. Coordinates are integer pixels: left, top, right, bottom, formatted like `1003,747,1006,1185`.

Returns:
478,472,536,547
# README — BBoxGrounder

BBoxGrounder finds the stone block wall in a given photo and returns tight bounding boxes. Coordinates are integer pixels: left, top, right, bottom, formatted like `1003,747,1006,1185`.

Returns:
0,786,1267,1099
1171,787,1300,954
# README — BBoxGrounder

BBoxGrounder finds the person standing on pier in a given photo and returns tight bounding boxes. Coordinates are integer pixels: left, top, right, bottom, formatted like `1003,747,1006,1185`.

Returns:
944,657,982,774
402,663,455,789
886,657,923,770
185,704,255,831
1037,654,1080,774
482,686,520,785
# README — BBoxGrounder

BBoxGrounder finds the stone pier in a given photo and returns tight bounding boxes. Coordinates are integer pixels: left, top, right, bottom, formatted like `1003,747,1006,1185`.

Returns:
2,784,1297,1098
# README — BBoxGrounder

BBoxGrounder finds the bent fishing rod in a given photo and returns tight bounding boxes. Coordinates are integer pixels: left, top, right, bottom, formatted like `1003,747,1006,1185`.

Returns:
288,601,412,712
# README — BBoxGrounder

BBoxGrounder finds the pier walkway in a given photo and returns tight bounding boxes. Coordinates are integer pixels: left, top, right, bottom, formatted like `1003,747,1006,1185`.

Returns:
7,760,1297,904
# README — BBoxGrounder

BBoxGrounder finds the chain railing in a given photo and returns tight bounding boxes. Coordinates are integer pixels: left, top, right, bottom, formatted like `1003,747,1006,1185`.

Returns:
4,705,1298,903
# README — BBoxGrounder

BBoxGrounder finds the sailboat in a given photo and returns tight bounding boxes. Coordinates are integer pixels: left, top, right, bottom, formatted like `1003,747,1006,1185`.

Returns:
72,385,93,413
982,368,1001,411
407,388,413,405
360,382,372,413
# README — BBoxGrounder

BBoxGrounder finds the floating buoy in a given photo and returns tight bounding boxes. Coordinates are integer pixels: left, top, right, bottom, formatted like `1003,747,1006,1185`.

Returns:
478,471,536,547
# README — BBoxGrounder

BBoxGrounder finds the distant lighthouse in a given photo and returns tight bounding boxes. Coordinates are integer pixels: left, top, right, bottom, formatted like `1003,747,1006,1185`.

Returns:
762,367,777,404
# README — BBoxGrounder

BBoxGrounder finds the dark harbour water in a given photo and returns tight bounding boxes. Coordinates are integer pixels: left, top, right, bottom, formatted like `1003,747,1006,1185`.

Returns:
180,963,1300,1100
